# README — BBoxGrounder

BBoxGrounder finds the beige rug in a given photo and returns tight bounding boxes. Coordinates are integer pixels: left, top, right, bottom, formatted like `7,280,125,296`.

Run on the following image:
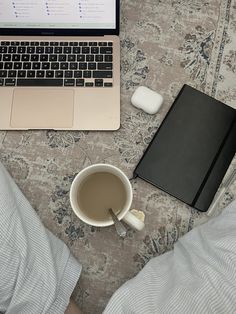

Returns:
0,0,236,313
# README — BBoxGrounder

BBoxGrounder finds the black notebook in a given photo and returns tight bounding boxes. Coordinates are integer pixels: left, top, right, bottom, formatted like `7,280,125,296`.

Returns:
134,84,236,212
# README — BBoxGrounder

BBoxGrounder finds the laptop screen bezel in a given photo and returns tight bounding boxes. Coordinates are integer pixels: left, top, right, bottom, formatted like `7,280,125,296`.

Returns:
0,0,120,36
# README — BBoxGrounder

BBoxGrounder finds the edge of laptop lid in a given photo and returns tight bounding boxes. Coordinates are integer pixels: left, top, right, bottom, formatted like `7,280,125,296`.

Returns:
0,0,120,36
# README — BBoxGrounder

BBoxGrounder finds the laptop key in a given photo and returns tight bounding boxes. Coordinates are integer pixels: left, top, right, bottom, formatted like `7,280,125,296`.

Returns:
55,70,63,78
8,70,17,77
0,79,3,86
82,47,90,54
49,54,58,61
64,79,75,86
17,46,26,53
0,62,3,69
12,54,20,61
27,46,35,54
86,55,94,62
104,82,113,87
97,63,113,70
27,70,36,78
45,46,53,53
32,63,40,69
85,82,94,87
51,62,59,70
14,63,22,70
8,46,17,53
100,47,113,54
54,46,62,54
46,71,54,78
63,47,71,54
42,63,50,69
83,71,91,78
98,42,107,46
91,47,99,54
95,55,103,62
79,63,87,70
36,70,45,78
68,55,76,62
77,55,85,62
17,79,63,86
0,70,7,77
3,54,11,61
40,55,48,61
65,71,73,78
36,47,44,53
69,42,78,46
95,79,103,87
31,55,39,61
76,79,84,86
5,78,16,86
60,63,68,70
0,47,7,53
22,54,30,61
18,70,26,78
58,54,66,61
40,42,49,46
23,62,31,69
4,62,13,70
73,47,80,54
69,63,78,70
105,55,113,62
50,42,59,46
88,63,96,70
93,71,112,78
74,71,82,78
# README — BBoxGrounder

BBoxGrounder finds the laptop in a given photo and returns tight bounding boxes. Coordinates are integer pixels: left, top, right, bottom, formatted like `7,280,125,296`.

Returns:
0,0,120,130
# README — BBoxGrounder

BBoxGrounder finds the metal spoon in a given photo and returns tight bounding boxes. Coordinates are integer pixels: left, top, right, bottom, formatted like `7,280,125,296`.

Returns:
108,208,127,238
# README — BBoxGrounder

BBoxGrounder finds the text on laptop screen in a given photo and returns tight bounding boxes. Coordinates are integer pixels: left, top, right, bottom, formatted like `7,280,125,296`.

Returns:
0,0,116,29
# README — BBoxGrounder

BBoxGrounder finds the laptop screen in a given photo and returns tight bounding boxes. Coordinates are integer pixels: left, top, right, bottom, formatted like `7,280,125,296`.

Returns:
0,0,115,29
0,0,119,35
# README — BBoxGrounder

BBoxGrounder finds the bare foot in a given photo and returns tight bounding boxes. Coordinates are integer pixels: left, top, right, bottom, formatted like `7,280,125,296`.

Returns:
65,299,83,314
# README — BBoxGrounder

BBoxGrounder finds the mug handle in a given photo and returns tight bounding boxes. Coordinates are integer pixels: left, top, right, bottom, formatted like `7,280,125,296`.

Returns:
122,211,145,231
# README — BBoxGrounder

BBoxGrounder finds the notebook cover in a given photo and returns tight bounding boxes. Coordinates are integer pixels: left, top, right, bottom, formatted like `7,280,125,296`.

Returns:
134,84,236,212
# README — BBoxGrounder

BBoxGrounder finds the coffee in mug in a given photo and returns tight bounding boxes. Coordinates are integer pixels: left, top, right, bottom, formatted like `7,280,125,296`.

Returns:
70,164,145,230
78,172,126,221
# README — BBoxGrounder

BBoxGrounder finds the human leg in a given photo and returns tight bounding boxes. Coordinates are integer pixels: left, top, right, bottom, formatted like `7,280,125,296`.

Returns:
0,162,82,314
104,199,236,313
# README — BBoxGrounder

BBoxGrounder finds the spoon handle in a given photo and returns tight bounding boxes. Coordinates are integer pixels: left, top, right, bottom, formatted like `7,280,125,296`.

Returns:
109,208,127,238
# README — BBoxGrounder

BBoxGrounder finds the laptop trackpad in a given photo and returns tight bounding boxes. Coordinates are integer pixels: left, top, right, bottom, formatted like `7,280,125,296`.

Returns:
11,89,74,129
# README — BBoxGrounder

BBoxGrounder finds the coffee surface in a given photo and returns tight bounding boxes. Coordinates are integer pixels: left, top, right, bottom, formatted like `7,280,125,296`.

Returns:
77,172,127,221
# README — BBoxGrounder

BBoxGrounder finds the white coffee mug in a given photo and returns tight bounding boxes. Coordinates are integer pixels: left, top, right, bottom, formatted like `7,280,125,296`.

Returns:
70,164,144,231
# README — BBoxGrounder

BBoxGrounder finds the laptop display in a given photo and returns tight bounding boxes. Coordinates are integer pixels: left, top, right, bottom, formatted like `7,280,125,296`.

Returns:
0,0,116,30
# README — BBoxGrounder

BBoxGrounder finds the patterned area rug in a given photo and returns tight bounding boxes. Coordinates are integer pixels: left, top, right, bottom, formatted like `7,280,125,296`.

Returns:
1,1,236,313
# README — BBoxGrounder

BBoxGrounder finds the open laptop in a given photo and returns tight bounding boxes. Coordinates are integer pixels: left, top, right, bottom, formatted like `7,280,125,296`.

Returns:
0,0,120,130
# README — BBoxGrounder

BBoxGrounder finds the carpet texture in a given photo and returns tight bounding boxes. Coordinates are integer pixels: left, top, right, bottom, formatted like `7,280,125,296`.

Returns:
0,0,236,313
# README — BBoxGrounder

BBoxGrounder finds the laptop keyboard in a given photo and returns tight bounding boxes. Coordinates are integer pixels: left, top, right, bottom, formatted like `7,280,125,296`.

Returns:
0,40,113,87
